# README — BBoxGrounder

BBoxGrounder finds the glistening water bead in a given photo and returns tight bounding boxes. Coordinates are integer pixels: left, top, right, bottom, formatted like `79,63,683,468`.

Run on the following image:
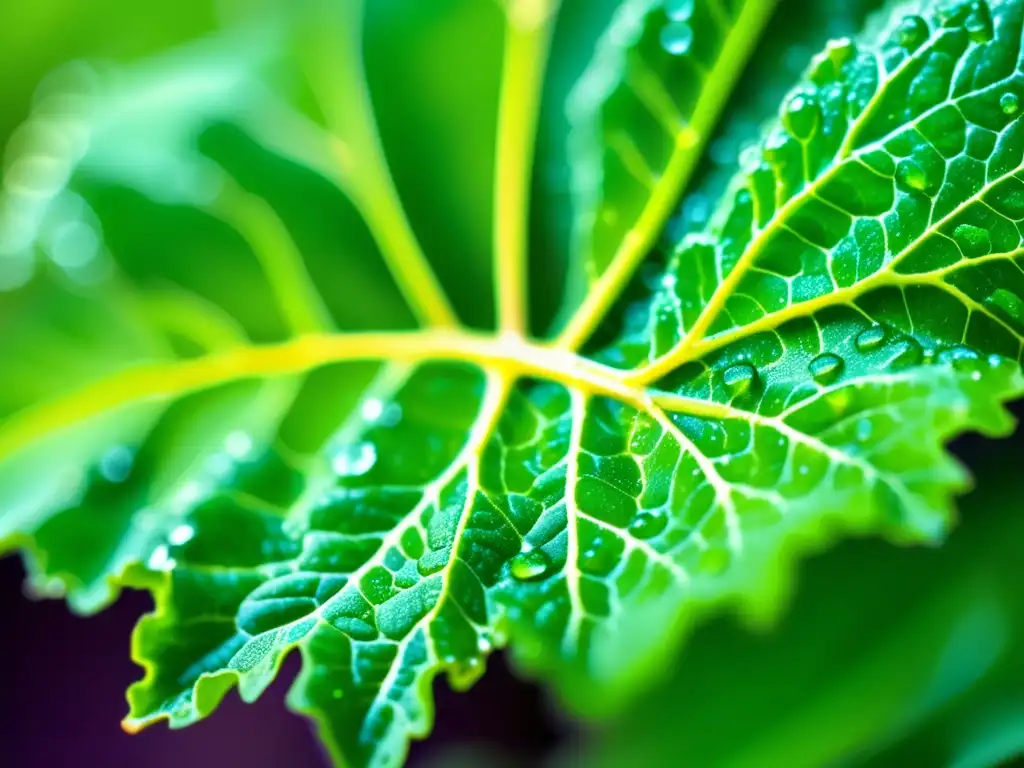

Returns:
896,15,929,50
855,326,886,353
723,362,758,397
1001,91,1020,115
659,21,693,56
783,91,821,140
665,0,694,21
628,510,667,539
809,352,844,385
509,550,551,581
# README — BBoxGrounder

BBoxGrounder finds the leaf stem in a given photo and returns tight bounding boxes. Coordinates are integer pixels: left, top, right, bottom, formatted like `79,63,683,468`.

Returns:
493,0,560,335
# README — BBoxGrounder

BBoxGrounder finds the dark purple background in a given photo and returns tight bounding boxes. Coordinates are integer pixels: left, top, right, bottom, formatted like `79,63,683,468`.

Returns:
0,561,562,768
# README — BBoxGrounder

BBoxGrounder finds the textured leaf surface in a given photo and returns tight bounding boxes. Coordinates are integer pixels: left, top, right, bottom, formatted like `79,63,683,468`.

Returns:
1,1,1023,767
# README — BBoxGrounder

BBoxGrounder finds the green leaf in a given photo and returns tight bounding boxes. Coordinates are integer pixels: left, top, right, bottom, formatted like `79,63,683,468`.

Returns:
1,1,1023,767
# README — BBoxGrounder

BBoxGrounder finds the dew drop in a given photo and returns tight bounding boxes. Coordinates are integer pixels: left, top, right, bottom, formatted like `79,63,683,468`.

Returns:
722,362,758,398
952,223,991,256
984,288,1024,331
895,158,936,194
509,550,552,581
448,656,485,690
99,445,134,484
225,430,254,460
147,545,176,572
763,130,790,164
855,418,874,443
809,352,844,385
628,510,667,540
782,91,821,140
826,37,856,68
168,524,195,546
938,1,971,28
896,15,929,50
660,21,693,56
855,326,886,353
890,336,924,369
665,0,694,21
361,398,384,422
965,5,994,43
937,344,981,372
1001,91,1020,115
332,442,377,477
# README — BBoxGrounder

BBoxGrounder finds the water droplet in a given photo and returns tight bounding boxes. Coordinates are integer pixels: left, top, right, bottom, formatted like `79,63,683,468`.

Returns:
965,5,994,42
855,326,886,352
809,352,845,385
225,430,254,460
855,418,874,443
332,442,377,478
147,545,176,572
937,345,981,372
985,288,1024,331
665,0,694,21
938,1,971,28
722,363,758,398
659,21,693,56
99,445,134,483
168,524,195,546
952,223,991,256
783,91,821,140
895,158,936,194
47,220,99,269
826,37,856,68
448,656,485,690
509,550,551,581
628,510,667,540
1001,92,1020,115
896,15,929,50
361,398,384,421
763,130,789,164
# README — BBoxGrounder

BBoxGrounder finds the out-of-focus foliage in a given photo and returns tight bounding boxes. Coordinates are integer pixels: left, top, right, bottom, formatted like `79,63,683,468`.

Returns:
1,1,1023,767
570,452,1024,768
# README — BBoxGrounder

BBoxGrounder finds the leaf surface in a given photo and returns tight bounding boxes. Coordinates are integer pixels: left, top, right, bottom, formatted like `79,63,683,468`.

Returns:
0,1,1023,767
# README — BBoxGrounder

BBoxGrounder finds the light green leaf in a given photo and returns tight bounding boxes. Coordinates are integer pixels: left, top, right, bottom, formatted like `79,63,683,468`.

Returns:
0,1,1022,767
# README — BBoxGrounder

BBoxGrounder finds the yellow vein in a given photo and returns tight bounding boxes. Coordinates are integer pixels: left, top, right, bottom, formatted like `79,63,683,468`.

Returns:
0,331,633,463
554,0,779,352
633,153,1024,385
301,0,459,329
563,388,588,652
666,247,1024,365
493,0,560,335
138,287,248,352
651,392,920,511
207,174,333,334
